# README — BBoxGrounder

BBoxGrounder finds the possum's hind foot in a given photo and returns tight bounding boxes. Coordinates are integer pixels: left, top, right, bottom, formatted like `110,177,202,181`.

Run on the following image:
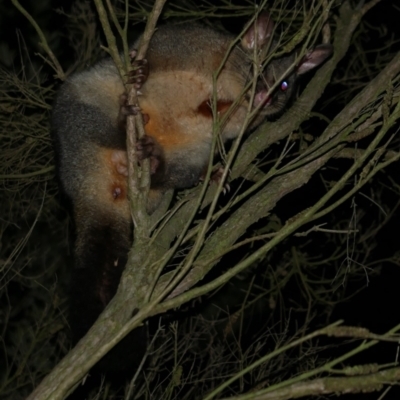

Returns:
200,166,231,194
136,135,163,175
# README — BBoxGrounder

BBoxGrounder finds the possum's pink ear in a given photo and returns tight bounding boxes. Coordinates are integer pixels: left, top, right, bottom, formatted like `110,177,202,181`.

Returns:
296,44,333,75
241,12,274,50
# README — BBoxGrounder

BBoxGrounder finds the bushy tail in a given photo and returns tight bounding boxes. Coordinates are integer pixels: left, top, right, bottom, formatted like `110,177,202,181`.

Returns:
70,205,148,373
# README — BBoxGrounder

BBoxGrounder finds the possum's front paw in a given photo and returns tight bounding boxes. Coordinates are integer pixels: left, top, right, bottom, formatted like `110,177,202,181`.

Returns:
119,93,142,116
136,135,163,175
127,51,148,89
118,93,149,131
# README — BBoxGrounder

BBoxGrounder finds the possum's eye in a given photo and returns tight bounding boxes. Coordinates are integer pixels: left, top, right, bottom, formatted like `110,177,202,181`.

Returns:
197,100,212,117
217,100,233,115
280,81,288,91
198,99,233,118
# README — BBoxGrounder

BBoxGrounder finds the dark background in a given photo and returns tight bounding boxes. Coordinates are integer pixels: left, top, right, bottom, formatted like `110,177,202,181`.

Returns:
1,0,400,399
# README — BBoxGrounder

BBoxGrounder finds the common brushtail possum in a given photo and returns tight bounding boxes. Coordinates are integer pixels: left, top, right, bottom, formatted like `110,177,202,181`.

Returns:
52,12,332,371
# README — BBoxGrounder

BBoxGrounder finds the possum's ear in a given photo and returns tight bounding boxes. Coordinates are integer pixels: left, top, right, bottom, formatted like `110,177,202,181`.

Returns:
241,11,274,50
296,44,333,75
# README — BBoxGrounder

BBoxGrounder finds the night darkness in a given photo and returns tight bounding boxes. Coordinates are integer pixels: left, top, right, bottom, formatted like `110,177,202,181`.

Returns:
1,0,400,399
